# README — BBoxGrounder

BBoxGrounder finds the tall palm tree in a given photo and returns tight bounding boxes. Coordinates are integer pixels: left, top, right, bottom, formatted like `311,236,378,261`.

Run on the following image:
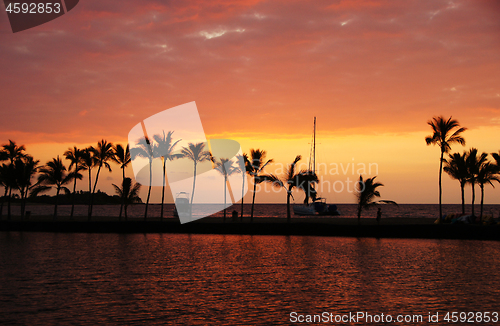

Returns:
279,155,319,222
235,153,249,219
130,137,154,220
466,148,488,218
477,162,499,221
35,157,72,219
355,175,397,220
64,146,85,219
425,116,466,222
181,142,211,208
153,131,183,221
443,152,468,214
246,149,273,222
81,148,96,220
89,140,114,219
112,177,142,221
111,144,131,220
14,155,40,219
214,158,240,222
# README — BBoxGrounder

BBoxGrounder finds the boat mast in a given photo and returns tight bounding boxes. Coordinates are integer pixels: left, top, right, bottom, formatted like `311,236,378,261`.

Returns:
313,116,316,174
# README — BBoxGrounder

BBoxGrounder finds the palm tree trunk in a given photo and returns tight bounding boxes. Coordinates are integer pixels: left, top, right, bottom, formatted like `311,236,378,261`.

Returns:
438,150,444,223
119,168,125,221
460,182,465,215
160,159,165,221
357,204,362,220
223,175,227,222
144,159,152,221
286,189,291,223
0,186,6,219
190,163,197,206
20,190,26,219
471,182,476,217
480,184,484,223
54,188,60,220
70,176,77,219
251,176,256,223
125,203,128,220
240,174,245,219
87,169,92,221
7,187,12,220
89,164,102,218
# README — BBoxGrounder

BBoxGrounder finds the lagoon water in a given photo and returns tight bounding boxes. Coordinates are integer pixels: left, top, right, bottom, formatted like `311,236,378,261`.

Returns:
1,232,500,325
6,203,500,219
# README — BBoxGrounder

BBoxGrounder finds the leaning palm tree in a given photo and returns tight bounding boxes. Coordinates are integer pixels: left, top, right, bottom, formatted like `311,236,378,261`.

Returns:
235,153,249,219
130,137,154,220
476,162,499,221
466,148,488,218
111,144,131,220
443,152,469,214
35,157,72,219
279,155,320,222
181,142,212,207
88,140,114,219
355,175,397,221
246,149,274,222
14,155,40,219
112,177,142,221
425,116,466,222
64,146,85,218
214,158,241,222
153,131,183,221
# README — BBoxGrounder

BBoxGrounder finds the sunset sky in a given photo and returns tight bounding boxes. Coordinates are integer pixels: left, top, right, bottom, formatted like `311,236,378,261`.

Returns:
1,0,499,205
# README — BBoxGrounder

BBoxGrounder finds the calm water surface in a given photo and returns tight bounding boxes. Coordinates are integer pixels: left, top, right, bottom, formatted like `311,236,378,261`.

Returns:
10,203,500,219
1,233,500,325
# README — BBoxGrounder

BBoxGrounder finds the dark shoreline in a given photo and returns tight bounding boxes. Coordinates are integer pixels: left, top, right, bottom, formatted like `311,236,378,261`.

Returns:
1,217,500,241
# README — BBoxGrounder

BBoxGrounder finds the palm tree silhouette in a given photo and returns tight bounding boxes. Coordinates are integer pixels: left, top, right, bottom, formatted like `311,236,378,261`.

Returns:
64,146,85,219
477,162,499,221
214,158,240,222
14,155,40,219
153,131,183,221
112,177,142,220
246,149,273,223
279,155,319,222
466,148,488,218
111,144,131,220
355,175,397,221
235,153,249,219
425,116,466,222
2,140,26,219
130,137,154,220
88,140,114,219
443,152,468,214
35,156,71,219
81,147,96,220
181,142,211,208
0,164,16,220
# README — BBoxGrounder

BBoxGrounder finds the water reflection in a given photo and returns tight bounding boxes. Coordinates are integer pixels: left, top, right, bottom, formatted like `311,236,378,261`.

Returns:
1,233,500,325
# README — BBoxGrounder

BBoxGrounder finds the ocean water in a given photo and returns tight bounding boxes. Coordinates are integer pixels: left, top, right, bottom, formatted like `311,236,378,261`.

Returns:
5,203,500,219
0,233,499,325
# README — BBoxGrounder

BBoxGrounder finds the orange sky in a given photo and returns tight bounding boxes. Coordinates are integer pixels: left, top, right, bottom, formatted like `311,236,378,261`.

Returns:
0,0,499,204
